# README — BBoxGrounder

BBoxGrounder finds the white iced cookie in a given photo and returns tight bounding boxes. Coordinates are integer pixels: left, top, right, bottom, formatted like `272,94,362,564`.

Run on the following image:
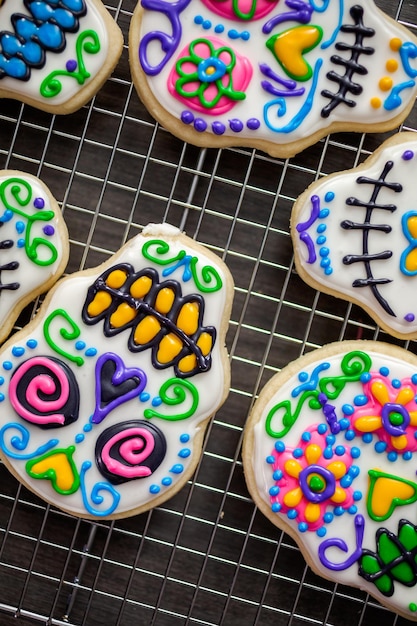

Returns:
291,132,417,340
129,0,417,157
243,340,417,620
0,223,233,519
0,171,69,343
0,0,123,114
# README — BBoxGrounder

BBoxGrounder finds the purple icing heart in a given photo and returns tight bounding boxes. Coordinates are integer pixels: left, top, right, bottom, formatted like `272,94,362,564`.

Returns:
92,352,147,424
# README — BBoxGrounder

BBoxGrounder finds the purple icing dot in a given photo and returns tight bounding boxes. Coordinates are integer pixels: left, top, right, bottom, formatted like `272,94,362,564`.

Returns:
66,59,77,72
43,225,55,236
246,118,260,130
181,110,194,124
194,118,207,132
33,197,45,209
405,313,415,322
212,121,226,135
402,150,414,160
229,118,244,132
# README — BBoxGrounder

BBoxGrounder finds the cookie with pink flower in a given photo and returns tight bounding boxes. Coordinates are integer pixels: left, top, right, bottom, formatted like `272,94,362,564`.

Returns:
243,340,417,620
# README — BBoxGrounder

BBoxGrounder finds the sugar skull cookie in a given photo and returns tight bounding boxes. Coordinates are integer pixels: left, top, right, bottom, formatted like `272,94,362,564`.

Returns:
0,223,233,519
291,132,417,340
243,340,417,620
0,0,123,114
129,0,417,157
0,171,69,344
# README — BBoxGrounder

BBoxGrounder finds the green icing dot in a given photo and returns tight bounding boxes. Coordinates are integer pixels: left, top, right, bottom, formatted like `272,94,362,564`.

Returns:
409,603,417,612
309,475,325,492
389,411,404,426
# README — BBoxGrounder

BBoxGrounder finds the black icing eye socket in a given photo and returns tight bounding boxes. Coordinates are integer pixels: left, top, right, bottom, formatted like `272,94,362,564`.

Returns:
95,420,167,485
8,355,80,428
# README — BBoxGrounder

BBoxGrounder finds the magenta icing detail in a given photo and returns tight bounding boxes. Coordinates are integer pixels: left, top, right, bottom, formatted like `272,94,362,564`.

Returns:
402,150,415,160
101,427,155,478
200,0,280,21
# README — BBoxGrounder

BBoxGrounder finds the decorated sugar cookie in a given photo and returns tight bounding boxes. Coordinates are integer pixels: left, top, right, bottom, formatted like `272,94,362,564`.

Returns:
129,0,417,157
243,341,417,620
0,171,69,344
0,0,123,114
0,223,233,519
291,132,417,340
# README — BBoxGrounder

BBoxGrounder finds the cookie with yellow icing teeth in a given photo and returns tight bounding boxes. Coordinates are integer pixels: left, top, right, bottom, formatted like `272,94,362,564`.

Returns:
0,171,69,344
0,223,233,519
129,0,417,157
0,0,123,114
291,132,417,340
243,340,417,620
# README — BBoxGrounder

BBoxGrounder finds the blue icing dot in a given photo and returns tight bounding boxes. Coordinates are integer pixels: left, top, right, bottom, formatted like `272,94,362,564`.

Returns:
319,247,329,257
269,486,280,496
298,522,308,532
194,14,203,23
317,223,326,233
301,431,311,442
26,339,37,349
15,221,25,234
152,396,162,407
362,433,373,444
275,441,285,452
324,192,335,202
403,451,413,461
170,464,184,474
360,372,371,383
179,448,191,458
334,506,344,516
273,469,282,480
2,209,13,222
266,455,275,464
342,404,354,416
412,374,417,385
324,267,333,276
180,433,190,443
316,235,326,245
271,502,281,512
319,208,330,218
353,491,362,501
85,348,97,357
335,445,345,456
316,527,326,537
287,509,297,519
326,434,336,445
0,377,4,385
323,447,333,459
387,451,398,462
320,258,331,268
214,24,224,33
12,346,25,357
379,366,389,377
162,476,172,486
140,392,151,402
75,433,84,443
83,423,93,433
345,429,355,441
203,20,211,29
392,379,401,389
354,394,368,406
17,239,25,248
228,29,239,39
323,512,333,524
351,447,361,458
298,371,308,382
348,505,357,514
374,441,386,453
149,485,160,494
75,341,86,350
292,448,303,458
3,361,13,370
317,424,327,434
339,418,350,430
0,393,4,402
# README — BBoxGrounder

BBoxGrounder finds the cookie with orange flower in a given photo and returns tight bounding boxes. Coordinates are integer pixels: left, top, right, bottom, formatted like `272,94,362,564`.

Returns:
243,340,417,620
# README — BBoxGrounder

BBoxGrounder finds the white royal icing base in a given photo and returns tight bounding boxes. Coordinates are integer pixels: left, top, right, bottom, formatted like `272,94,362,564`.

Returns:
291,132,417,339
247,342,417,620
0,225,232,519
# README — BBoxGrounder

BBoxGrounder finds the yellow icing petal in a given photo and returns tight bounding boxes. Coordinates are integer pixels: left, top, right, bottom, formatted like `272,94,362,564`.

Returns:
391,434,408,450
370,380,390,405
326,461,347,480
304,502,321,523
305,443,322,465
283,458,302,478
354,415,382,433
283,487,303,508
396,386,414,406
330,486,347,504
409,411,417,426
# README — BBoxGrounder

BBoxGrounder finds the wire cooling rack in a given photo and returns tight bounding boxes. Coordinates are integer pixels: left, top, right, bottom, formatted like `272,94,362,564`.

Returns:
0,0,417,624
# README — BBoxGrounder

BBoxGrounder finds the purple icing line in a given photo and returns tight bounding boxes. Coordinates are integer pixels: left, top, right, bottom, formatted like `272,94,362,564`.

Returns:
259,63,297,90
318,515,365,571
296,195,321,232
262,0,313,34
261,80,305,98
299,232,317,263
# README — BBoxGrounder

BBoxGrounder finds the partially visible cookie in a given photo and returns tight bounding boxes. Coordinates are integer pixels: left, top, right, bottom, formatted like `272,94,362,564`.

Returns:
0,171,69,343
0,0,123,114
291,132,417,340
129,0,417,157
0,223,234,519
243,340,417,620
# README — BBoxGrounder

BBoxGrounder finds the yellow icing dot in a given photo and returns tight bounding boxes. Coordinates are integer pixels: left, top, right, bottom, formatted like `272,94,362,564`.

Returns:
110,302,136,327
157,333,183,363
386,58,398,72
106,269,128,289
177,301,200,335
379,76,393,91
370,97,382,109
133,315,161,344
304,502,320,523
130,275,153,299
87,291,112,317
390,37,402,51
154,287,175,314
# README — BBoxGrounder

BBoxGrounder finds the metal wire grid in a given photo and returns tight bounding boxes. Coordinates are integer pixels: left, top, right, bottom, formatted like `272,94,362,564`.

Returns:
0,0,417,624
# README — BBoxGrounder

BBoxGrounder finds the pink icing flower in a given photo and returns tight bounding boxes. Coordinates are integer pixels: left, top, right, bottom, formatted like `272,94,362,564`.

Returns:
270,425,357,532
351,374,417,453
167,37,252,115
